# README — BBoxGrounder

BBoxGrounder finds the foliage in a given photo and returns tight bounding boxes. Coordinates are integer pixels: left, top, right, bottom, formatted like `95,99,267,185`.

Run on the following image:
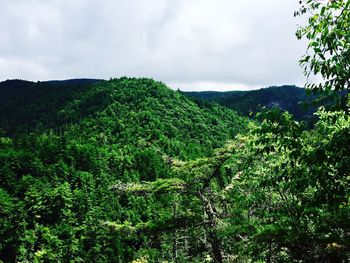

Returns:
1,3,350,259
221,108,350,262
0,78,248,262
0,75,349,262
296,0,350,110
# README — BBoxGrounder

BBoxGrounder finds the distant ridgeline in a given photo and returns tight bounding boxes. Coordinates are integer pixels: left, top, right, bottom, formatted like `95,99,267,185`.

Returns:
184,85,318,121
0,79,102,135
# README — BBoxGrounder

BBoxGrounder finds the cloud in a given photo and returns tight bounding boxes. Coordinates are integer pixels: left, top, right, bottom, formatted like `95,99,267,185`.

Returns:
0,0,307,90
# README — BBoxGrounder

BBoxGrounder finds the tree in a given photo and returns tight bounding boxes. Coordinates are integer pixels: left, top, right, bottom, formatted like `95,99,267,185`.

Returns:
296,0,350,110
109,144,236,262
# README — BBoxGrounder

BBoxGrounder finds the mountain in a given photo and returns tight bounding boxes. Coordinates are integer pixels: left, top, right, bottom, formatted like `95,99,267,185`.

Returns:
0,78,247,157
184,85,317,121
44,78,103,86
0,77,349,262
0,79,98,135
0,78,249,261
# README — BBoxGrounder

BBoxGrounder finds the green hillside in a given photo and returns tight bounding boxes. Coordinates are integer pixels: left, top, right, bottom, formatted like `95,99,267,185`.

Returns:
0,78,349,262
184,85,316,121
1,1,350,261
0,79,101,135
0,78,247,158
0,78,249,262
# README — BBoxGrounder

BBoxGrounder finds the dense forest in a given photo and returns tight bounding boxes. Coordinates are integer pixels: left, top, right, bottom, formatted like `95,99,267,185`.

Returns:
0,78,250,262
1,0,350,262
184,86,317,122
0,76,349,262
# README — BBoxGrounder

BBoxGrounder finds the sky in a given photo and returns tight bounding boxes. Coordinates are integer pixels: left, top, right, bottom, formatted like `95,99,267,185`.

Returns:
0,0,308,91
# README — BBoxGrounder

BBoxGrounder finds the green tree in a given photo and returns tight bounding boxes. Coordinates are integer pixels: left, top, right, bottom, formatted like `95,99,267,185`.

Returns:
296,0,350,110
222,108,350,262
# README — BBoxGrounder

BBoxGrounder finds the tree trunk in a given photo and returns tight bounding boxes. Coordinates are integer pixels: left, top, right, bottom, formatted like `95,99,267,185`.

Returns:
199,190,223,263
172,202,178,262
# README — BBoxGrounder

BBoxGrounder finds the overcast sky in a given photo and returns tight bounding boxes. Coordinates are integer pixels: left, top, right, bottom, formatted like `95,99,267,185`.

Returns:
0,0,307,91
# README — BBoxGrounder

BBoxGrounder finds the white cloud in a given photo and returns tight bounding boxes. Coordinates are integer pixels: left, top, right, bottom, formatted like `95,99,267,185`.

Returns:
0,0,307,90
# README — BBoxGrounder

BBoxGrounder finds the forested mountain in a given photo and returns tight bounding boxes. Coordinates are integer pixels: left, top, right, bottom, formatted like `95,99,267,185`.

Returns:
1,76,350,263
0,79,99,135
0,78,247,157
0,78,251,262
1,0,350,261
44,78,103,86
184,85,317,121
1,76,349,262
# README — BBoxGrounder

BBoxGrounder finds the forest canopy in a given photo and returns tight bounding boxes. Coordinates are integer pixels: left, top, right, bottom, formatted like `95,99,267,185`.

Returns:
0,0,350,262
